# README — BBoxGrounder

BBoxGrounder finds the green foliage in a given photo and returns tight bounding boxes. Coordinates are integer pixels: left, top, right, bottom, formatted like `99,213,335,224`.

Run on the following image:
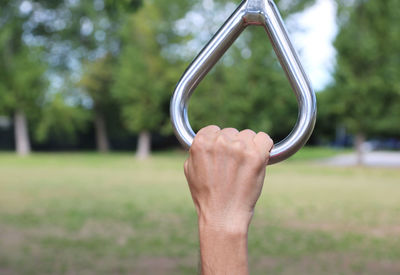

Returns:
313,91,338,143
79,55,118,115
112,2,178,134
1,0,144,148
324,0,400,137
104,0,142,13
0,3,48,113
79,54,127,141
0,33,47,114
34,94,90,144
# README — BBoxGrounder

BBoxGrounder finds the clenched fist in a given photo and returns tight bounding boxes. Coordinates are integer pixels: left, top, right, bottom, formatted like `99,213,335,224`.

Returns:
184,125,273,275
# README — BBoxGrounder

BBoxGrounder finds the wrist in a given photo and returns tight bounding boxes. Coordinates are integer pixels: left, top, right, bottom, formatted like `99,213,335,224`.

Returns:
198,212,251,236
198,215,250,275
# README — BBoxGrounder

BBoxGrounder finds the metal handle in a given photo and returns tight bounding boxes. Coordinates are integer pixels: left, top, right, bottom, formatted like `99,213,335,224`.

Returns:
170,0,317,164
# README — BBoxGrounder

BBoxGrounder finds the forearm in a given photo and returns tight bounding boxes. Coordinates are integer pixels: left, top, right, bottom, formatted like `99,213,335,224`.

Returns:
198,219,250,275
185,126,273,275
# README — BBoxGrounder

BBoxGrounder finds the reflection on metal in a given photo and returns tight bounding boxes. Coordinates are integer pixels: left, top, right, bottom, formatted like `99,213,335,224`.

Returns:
170,0,317,164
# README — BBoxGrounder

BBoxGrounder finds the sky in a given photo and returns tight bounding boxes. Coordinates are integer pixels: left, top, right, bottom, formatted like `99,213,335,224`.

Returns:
288,0,338,91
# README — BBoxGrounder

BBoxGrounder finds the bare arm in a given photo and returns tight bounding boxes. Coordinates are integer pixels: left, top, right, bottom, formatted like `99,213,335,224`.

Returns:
184,125,273,275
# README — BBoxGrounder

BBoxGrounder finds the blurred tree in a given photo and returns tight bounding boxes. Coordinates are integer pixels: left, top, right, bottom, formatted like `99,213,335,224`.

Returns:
59,0,142,152
324,0,400,164
31,0,142,150
0,0,142,153
34,93,90,146
313,91,338,145
112,1,190,159
0,4,48,156
78,55,119,153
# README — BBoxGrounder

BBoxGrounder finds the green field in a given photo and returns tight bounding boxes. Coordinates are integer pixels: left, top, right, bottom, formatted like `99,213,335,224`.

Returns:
0,149,399,274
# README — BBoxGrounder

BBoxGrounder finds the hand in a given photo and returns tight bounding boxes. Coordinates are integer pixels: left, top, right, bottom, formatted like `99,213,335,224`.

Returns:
184,125,273,231
184,125,273,275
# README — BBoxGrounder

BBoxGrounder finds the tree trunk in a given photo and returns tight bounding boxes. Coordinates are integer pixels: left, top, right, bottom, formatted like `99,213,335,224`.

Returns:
14,109,31,156
136,131,151,159
355,132,365,166
94,112,110,153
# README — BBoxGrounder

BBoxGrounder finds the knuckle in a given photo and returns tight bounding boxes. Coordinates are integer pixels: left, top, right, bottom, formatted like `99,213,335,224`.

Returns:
198,125,220,135
240,129,256,135
246,148,261,160
215,134,229,148
267,135,274,145
223,127,236,131
256,131,267,138
257,132,274,148
220,128,239,139
257,132,272,141
207,125,220,131
223,127,239,133
244,147,265,167
232,140,246,153
191,134,208,152
265,134,274,145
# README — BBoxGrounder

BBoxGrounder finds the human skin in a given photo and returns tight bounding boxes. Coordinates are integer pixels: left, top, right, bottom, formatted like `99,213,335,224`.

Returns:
184,125,274,275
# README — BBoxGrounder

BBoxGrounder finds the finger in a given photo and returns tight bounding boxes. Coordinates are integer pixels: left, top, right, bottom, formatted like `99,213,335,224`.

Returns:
236,129,257,145
220,128,239,140
197,125,220,136
253,132,274,160
191,125,220,154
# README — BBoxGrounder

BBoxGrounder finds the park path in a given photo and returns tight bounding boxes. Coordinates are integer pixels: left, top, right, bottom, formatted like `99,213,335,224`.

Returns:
322,151,400,168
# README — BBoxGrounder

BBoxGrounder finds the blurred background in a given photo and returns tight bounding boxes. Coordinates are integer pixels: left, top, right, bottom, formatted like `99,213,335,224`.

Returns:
0,0,399,274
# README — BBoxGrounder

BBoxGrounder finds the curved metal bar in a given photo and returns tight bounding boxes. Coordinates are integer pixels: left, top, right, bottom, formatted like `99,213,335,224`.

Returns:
170,0,317,164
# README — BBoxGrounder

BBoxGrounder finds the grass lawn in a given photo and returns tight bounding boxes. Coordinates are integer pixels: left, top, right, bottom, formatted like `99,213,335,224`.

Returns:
0,148,399,274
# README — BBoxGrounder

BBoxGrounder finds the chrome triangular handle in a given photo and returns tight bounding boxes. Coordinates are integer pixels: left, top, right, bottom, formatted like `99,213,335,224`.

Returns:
170,0,317,164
